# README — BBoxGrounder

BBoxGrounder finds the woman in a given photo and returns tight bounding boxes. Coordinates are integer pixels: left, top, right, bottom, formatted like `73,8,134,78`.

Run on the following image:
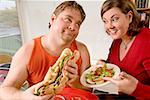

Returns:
99,0,150,99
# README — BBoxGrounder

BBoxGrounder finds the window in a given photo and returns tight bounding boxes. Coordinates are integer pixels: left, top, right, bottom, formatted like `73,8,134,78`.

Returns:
0,0,22,57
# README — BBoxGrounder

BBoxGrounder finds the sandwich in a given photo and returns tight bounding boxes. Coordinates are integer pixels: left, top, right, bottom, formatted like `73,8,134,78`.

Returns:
34,48,80,96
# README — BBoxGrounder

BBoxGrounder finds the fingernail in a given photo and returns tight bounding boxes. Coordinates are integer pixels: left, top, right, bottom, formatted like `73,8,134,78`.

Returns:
67,60,71,65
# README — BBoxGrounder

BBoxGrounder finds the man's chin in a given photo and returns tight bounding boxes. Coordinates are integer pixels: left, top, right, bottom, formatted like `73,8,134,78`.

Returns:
62,37,73,42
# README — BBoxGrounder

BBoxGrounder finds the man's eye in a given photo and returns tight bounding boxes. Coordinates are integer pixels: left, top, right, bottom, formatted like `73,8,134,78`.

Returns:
64,18,71,22
76,23,81,27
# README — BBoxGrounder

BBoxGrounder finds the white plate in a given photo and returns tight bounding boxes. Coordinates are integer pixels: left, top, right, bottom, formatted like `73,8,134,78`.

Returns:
80,63,120,88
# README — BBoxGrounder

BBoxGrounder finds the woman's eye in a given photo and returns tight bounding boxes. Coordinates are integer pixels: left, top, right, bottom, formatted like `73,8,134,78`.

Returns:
103,20,106,23
102,19,108,24
111,17,119,23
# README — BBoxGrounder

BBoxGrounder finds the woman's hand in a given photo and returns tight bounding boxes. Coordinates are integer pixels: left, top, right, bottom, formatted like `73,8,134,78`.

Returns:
96,59,107,65
23,82,53,100
103,71,138,94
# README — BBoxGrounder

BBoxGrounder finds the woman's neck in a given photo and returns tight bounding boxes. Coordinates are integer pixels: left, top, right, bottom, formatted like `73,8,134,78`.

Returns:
121,35,134,50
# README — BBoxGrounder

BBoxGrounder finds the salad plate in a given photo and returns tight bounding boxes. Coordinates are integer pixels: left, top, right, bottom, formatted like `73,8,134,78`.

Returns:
80,63,120,88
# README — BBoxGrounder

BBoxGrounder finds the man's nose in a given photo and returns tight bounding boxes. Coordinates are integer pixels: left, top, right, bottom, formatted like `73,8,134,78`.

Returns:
68,23,76,31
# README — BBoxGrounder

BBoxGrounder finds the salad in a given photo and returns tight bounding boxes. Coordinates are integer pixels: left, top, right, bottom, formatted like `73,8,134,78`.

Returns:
85,63,114,85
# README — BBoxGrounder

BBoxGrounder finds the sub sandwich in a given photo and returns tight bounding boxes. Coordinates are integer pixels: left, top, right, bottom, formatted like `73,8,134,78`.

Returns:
34,48,80,96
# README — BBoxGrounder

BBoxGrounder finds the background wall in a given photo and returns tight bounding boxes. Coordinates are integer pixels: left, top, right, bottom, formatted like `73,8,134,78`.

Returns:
16,0,112,64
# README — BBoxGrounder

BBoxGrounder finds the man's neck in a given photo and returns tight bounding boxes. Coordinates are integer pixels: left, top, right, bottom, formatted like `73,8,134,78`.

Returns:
41,35,72,56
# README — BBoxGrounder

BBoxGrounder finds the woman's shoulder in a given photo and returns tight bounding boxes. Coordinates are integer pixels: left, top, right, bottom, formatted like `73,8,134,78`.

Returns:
138,28,150,39
139,28,150,35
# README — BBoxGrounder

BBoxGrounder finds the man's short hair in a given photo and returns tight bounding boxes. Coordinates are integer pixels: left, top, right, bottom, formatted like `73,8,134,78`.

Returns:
49,1,86,28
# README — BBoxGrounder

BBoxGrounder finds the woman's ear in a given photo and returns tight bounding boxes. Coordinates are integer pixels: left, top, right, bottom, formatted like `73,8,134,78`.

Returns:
127,10,133,23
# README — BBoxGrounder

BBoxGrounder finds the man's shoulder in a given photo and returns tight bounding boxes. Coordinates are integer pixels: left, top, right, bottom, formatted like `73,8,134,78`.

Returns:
75,40,87,49
23,40,35,51
75,40,88,53
14,40,35,60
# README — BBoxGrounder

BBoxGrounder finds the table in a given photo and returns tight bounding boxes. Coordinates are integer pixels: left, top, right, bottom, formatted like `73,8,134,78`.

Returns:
93,90,136,100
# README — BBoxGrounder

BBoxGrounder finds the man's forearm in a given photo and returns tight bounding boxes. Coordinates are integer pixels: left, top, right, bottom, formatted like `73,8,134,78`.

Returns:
68,77,92,91
75,81,92,91
0,86,24,100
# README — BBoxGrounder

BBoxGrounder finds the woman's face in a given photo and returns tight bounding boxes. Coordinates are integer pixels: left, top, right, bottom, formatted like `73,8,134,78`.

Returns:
102,7,131,40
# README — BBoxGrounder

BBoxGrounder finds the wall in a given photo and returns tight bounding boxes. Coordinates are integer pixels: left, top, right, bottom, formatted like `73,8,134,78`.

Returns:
16,0,112,64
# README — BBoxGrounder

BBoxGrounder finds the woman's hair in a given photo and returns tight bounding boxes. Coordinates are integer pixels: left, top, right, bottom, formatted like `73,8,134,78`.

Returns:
49,1,86,28
101,0,141,36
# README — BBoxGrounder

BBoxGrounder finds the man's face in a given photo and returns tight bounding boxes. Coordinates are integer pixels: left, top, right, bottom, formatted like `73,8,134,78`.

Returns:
50,8,82,43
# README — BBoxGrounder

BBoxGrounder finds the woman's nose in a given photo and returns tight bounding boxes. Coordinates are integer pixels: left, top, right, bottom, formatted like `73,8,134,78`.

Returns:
106,22,114,29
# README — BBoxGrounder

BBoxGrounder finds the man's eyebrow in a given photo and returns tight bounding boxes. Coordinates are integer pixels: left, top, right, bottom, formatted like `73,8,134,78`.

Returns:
64,15,73,19
65,15,82,25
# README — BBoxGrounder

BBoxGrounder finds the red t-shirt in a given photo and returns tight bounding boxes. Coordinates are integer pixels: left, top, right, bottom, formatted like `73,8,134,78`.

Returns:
26,36,98,100
108,28,150,99
27,37,82,86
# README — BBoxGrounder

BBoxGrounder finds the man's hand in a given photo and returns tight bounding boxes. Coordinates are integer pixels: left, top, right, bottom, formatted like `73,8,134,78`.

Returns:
23,82,53,100
64,60,79,88
64,60,91,91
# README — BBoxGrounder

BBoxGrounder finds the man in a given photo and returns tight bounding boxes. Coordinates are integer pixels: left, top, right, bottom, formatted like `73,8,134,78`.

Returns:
0,1,91,100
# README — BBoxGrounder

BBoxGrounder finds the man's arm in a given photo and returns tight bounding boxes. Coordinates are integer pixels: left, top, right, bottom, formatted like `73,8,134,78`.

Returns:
66,41,91,91
77,41,91,74
0,40,53,100
0,41,34,99
78,41,91,90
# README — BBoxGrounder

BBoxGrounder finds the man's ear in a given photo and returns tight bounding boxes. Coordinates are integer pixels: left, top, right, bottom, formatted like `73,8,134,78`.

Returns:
50,14,57,25
127,10,133,23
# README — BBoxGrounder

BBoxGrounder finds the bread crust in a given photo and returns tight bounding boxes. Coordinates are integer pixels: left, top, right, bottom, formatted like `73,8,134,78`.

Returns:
34,48,80,96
